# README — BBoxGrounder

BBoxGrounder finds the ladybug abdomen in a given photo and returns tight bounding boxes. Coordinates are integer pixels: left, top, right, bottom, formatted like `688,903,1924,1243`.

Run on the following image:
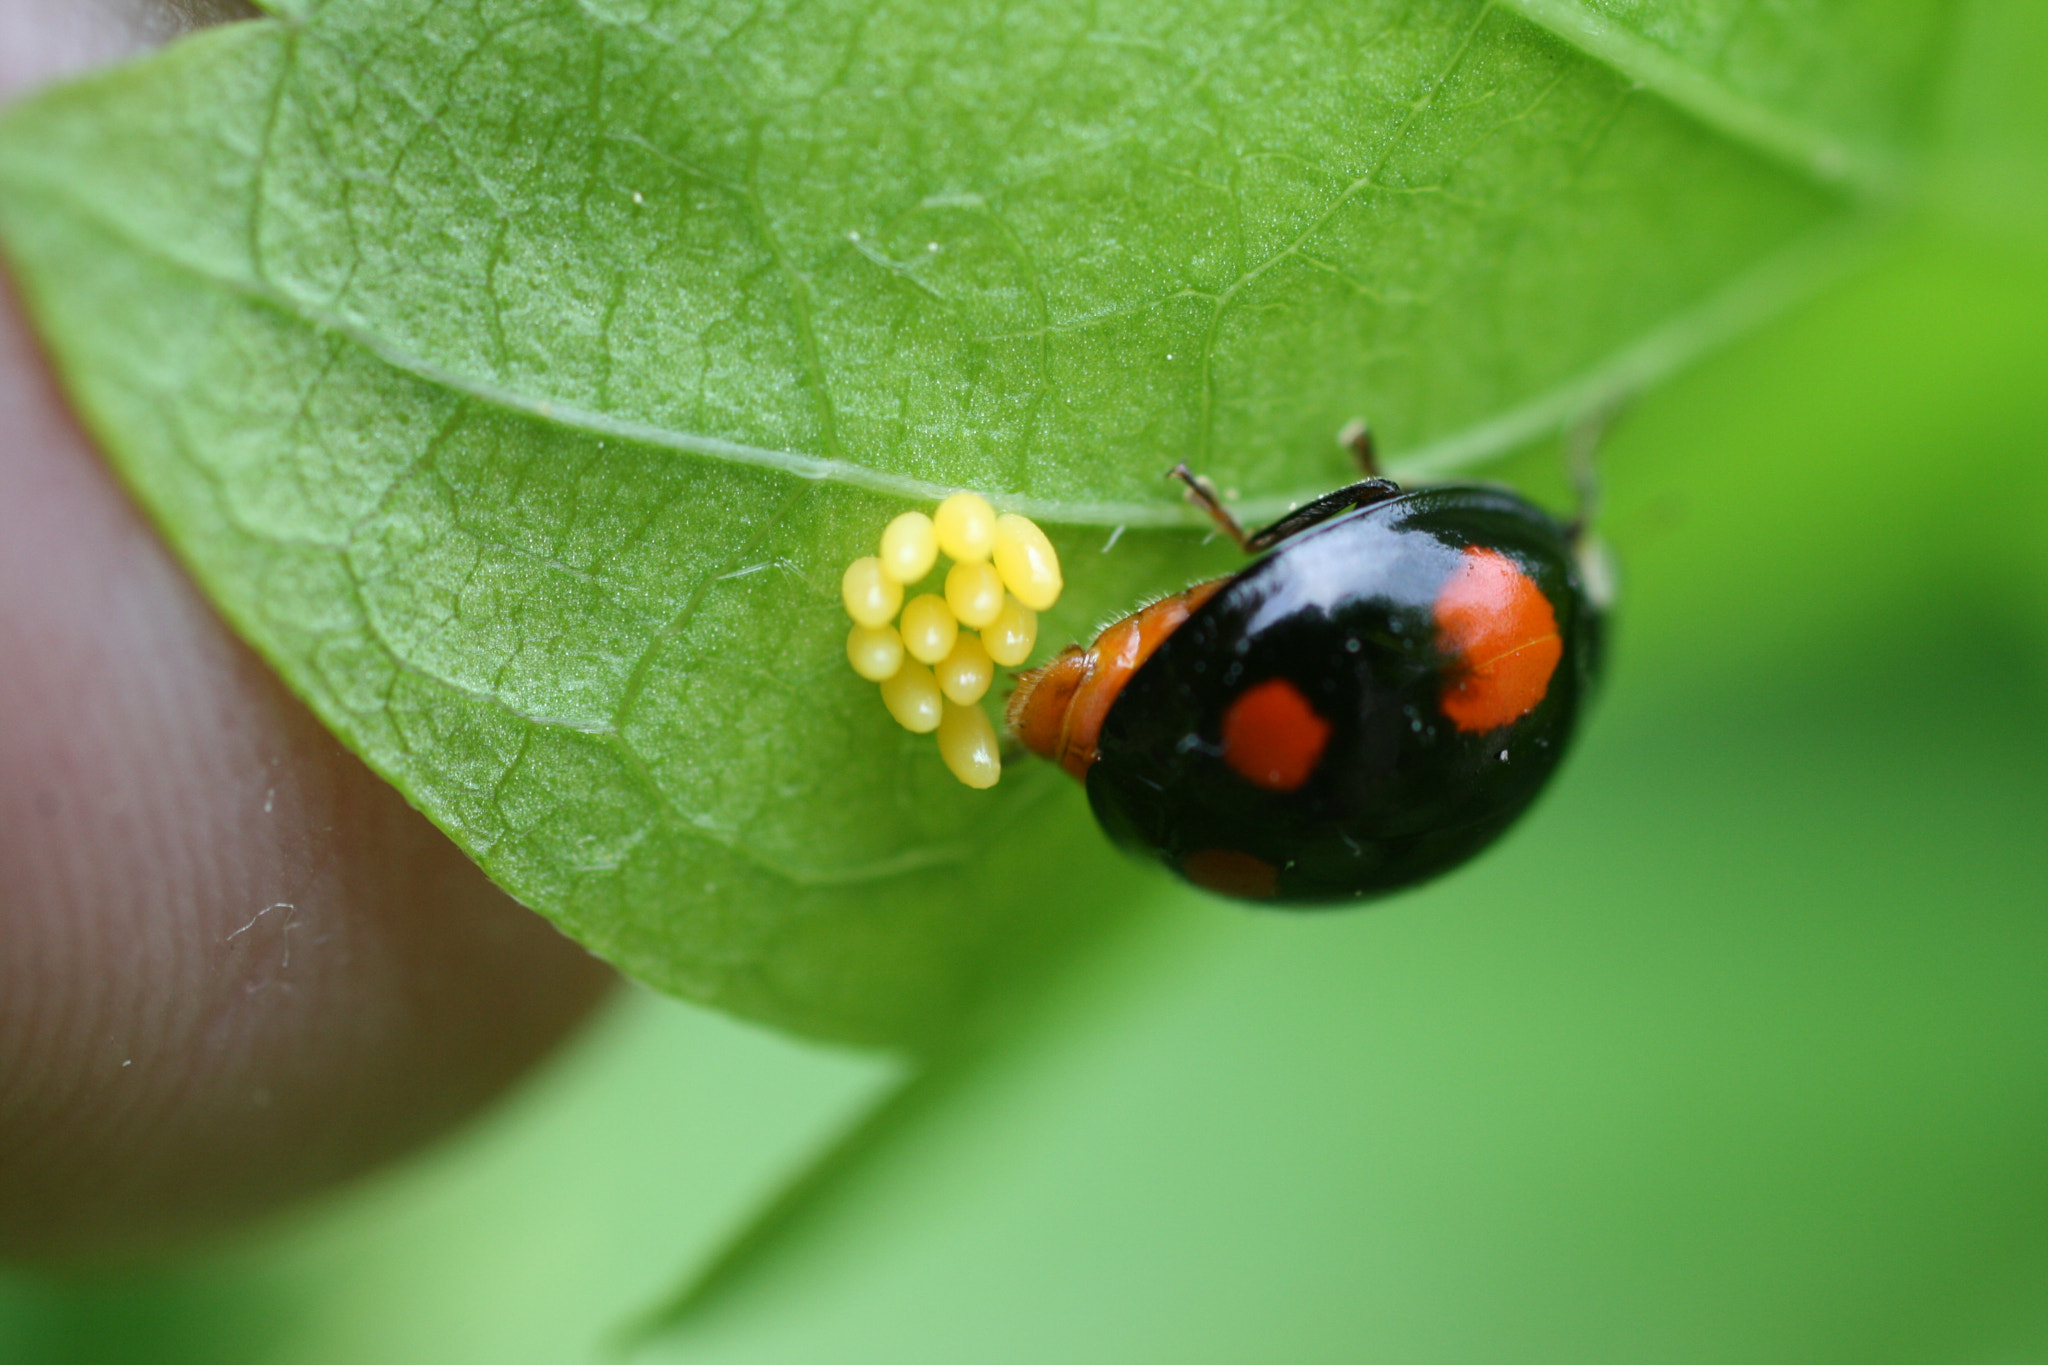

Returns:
1086,486,1597,905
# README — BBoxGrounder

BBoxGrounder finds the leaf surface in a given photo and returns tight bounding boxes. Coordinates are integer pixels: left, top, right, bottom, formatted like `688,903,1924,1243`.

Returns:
0,0,1917,1044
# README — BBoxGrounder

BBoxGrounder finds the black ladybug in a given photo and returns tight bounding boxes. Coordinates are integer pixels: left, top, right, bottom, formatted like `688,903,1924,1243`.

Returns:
1007,427,1605,904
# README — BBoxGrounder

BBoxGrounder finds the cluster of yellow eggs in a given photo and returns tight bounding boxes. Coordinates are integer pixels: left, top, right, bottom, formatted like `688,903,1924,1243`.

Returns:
840,493,1064,789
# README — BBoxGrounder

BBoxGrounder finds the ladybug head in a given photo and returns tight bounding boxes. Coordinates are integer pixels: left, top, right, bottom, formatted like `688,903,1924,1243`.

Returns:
1005,645,1090,770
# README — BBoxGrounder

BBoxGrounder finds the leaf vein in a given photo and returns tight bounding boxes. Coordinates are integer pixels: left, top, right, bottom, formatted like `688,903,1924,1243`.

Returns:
1195,0,1496,462
9,160,1871,529
1488,0,1896,193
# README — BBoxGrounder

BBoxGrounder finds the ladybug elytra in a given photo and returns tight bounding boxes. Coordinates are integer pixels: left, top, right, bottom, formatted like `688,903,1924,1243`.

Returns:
1007,428,1605,905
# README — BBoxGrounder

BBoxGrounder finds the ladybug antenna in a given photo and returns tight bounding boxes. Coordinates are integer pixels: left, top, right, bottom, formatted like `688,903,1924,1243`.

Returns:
1167,462,1252,552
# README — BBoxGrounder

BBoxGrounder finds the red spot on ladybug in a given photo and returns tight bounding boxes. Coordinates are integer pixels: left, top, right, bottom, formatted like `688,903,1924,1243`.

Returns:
1006,446,1605,905
1221,677,1331,791
1433,547,1563,733
1182,848,1279,900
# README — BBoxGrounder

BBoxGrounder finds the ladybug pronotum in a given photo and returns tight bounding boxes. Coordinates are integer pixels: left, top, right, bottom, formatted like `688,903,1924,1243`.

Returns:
1008,427,1604,905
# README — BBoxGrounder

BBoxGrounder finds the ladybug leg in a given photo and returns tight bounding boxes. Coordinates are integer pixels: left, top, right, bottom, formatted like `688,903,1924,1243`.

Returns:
1240,419,1395,550
1241,476,1401,553
1168,463,1253,552
1171,452,1403,556
1339,418,1381,478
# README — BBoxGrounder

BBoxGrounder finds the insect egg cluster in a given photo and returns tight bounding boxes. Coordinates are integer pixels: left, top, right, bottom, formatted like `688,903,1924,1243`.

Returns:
840,493,1063,789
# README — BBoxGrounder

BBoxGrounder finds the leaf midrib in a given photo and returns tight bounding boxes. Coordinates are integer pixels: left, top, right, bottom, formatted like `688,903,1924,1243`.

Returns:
2,0,1905,536
6,156,1878,539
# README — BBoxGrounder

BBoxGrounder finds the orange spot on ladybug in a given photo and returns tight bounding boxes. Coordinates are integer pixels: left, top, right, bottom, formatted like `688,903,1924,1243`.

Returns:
1220,678,1331,791
1182,848,1279,900
1434,546,1563,733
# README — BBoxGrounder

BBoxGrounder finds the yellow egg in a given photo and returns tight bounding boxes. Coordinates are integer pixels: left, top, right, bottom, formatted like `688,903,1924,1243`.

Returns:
880,661,943,733
933,492,997,563
992,513,1062,611
846,623,904,681
981,595,1038,667
878,511,940,584
937,700,1001,789
944,560,1006,629
899,593,959,665
936,634,994,705
841,556,902,627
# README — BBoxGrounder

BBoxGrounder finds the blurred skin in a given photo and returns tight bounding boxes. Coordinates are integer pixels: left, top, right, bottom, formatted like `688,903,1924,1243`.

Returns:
0,0,616,1265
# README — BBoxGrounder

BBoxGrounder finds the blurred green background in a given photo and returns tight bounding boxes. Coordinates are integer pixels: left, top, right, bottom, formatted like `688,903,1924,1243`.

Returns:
5,0,2046,1360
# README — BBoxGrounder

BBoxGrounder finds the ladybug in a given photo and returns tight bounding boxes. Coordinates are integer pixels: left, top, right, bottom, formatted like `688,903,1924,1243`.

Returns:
1006,426,1605,904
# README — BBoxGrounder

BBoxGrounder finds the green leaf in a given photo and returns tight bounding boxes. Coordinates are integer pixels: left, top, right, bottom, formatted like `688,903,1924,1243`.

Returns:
1496,0,1947,189
0,0,1918,1045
